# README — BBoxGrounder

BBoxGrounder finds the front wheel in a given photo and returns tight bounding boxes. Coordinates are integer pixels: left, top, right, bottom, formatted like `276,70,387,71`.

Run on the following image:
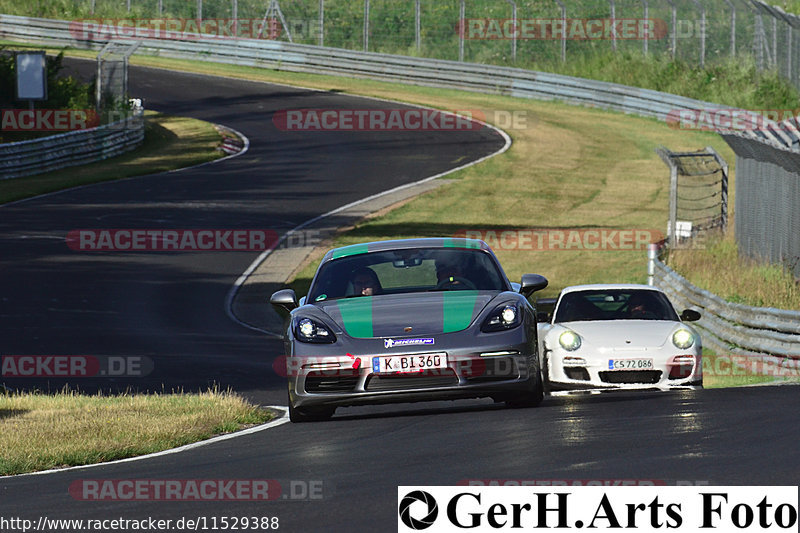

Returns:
505,367,544,408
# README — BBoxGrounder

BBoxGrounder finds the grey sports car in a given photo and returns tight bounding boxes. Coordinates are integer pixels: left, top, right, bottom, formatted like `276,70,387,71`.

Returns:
270,238,549,422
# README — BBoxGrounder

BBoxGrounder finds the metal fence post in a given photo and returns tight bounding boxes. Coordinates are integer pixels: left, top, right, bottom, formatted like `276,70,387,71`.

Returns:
555,0,566,63
724,0,735,57
363,0,369,52
507,0,517,62
415,0,421,52
610,0,617,53
690,0,706,67
666,0,677,60
772,9,778,69
319,0,324,47
641,0,649,56
459,0,465,62
232,0,238,40
753,3,764,70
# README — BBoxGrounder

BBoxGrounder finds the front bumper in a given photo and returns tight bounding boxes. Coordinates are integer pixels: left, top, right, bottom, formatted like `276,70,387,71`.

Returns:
287,343,538,409
546,350,703,391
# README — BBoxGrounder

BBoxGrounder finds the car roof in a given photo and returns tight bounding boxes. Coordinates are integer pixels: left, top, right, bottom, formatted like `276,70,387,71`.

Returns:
321,238,491,263
559,283,666,295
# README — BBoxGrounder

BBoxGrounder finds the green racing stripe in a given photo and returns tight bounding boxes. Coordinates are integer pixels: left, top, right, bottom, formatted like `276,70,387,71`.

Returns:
335,298,374,338
331,243,370,259
443,291,479,333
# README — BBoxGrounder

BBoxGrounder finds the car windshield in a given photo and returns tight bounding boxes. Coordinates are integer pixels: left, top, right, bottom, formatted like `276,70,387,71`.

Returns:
553,289,679,322
307,247,508,302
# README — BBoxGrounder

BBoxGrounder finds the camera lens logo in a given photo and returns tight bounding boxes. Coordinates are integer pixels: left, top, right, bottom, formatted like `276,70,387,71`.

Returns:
399,490,438,530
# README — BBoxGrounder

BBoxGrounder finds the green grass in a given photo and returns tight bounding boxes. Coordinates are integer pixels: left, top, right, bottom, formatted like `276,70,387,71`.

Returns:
0,110,224,205
701,350,800,388
0,389,273,476
668,234,800,310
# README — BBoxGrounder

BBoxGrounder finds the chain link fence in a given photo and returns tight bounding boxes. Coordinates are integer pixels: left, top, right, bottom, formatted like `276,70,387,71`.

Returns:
30,1,796,88
720,132,800,278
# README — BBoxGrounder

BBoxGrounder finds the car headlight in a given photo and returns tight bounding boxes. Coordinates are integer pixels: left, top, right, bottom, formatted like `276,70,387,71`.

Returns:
559,330,581,351
294,317,336,344
481,304,521,332
672,329,694,349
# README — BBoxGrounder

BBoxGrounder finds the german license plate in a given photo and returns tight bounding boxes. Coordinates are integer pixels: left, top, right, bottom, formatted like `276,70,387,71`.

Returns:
608,358,653,370
372,353,447,374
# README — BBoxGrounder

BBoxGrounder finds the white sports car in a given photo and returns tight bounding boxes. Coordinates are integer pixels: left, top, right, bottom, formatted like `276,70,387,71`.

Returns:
537,284,702,392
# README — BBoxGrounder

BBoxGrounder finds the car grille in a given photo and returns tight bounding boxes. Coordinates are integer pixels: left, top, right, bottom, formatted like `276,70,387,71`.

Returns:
304,371,359,393
465,357,520,383
366,370,459,391
599,370,663,384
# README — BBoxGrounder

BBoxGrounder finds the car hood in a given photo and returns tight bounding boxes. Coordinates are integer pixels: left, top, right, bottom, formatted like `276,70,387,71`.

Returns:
316,291,496,338
556,320,681,349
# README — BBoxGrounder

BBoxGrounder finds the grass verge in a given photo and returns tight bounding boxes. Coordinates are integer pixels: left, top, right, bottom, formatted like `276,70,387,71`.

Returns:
667,234,800,310
0,388,274,476
701,350,800,388
0,110,224,205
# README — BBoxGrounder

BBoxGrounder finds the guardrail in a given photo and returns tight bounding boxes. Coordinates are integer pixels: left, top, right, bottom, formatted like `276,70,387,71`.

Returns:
0,14,795,150
649,246,800,358
0,112,144,179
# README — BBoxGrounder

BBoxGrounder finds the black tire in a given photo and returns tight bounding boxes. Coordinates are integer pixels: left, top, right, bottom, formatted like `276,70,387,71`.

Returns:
288,395,335,423
505,366,544,408
542,354,552,395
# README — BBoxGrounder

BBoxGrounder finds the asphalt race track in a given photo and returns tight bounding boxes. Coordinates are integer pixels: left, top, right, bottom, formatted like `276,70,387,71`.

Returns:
1,61,799,532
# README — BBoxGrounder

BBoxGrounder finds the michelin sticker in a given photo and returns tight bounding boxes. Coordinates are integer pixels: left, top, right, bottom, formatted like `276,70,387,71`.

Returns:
384,338,435,349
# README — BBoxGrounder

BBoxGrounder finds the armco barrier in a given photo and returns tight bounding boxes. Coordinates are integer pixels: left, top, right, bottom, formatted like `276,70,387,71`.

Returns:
0,113,144,179
651,251,800,358
0,14,793,149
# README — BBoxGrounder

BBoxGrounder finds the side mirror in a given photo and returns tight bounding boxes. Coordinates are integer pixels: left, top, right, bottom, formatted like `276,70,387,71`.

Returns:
536,311,551,323
270,289,299,311
680,309,701,322
520,274,548,297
